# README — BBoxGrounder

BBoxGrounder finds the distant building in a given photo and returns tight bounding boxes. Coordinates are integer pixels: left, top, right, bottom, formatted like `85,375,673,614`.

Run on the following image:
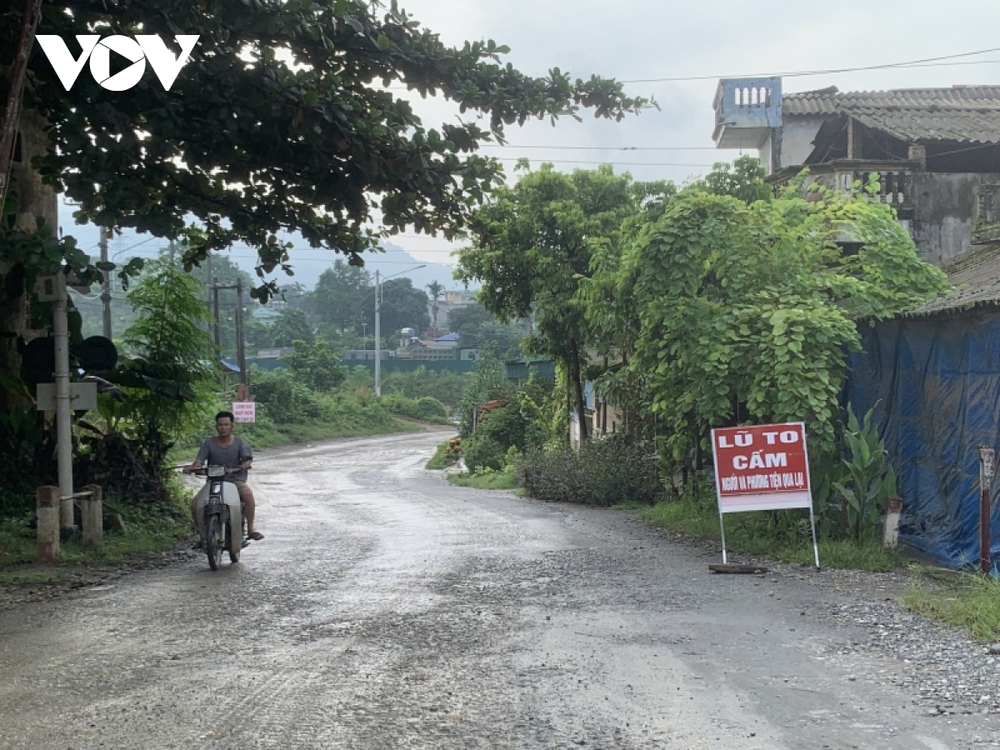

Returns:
396,331,464,360
256,347,295,359
713,78,1000,265
434,289,478,332
251,297,287,326
343,349,393,361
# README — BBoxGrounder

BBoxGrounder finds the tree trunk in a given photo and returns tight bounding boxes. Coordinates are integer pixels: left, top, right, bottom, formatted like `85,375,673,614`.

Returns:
568,337,588,443
1,107,59,412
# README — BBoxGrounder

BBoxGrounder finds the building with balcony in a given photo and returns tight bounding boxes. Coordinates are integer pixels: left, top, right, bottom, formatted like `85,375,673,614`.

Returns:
713,78,1000,265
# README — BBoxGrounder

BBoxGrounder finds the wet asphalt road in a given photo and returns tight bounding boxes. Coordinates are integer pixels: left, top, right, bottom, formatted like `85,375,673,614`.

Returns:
0,430,998,749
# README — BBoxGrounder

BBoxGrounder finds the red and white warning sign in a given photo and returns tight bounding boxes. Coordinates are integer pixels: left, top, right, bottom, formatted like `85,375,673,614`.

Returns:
232,400,256,423
711,422,812,513
710,421,819,567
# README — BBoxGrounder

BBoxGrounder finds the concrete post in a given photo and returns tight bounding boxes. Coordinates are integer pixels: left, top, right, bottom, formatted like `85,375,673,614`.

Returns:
53,273,75,531
36,485,60,562
82,484,103,546
883,494,902,550
980,447,996,574
374,270,381,397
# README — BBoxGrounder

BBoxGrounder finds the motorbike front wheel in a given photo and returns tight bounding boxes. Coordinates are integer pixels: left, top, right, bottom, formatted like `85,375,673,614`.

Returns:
227,524,240,564
205,515,224,571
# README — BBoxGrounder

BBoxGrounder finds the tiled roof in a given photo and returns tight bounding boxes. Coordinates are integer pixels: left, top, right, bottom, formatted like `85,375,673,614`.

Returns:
903,244,1000,317
785,85,1000,144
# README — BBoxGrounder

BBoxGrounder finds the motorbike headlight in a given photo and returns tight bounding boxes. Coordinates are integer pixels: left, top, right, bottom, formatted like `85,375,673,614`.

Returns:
207,465,225,477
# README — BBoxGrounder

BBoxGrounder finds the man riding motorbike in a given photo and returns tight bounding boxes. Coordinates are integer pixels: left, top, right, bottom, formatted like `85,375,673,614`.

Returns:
183,410,263,541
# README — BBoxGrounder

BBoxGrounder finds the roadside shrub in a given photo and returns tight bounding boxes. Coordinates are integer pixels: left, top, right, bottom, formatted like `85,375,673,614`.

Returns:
0,452,42,518
380,393,449,423
517,435,663,506
462,402,529,473
383,367,469,405
252,369,323,423
463,434,508,473
426,438,462,470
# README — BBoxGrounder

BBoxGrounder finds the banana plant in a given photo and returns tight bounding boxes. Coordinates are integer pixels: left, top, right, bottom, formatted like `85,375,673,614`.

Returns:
833,404,897,541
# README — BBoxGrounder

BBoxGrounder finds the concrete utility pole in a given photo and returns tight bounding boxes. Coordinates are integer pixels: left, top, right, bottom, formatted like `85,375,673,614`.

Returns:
374,270,381,397
235,278,247,386
52,273,74,530
373,265,426,397
210,280,248,388
100,227,112,339
212,277,221,351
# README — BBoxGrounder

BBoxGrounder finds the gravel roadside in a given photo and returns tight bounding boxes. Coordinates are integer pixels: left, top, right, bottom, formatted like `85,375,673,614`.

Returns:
3,513,997,724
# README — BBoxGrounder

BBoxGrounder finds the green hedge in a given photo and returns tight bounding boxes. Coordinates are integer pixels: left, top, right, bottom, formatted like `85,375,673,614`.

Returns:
517,436,664,506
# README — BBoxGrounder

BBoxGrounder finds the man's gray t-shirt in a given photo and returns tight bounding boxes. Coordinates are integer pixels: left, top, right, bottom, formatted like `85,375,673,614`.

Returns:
195,437,253,482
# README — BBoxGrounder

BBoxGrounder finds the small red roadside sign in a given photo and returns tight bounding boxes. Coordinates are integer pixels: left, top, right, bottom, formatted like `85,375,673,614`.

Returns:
710,422,819,566
712,422,811,509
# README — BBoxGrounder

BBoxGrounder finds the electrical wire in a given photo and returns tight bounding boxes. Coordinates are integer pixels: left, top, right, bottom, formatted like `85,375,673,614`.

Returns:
384,48,1000,92
477,144,717,151
620,47,1000,84
493,157,714,167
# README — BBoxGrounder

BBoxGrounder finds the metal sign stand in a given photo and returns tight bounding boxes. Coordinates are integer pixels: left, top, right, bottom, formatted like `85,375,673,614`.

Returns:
712,422,820,572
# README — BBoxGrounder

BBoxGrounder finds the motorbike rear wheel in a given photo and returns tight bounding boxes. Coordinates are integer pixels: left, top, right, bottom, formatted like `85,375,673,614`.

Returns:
205,515,224,571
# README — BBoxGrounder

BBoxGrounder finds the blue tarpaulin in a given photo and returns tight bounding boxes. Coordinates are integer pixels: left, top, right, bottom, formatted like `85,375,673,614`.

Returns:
845,311,1000,569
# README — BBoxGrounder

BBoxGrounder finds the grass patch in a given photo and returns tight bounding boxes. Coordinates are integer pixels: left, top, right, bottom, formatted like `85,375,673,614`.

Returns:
640,495,901,572
425,438,461,470
611,500,659,511
0,494,191,578
0,568,60,586
447,466,519,490
904,572,1000,642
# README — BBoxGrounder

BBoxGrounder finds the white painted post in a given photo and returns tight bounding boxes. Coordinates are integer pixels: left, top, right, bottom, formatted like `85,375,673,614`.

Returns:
883,494,902,550
82,485,103,546
36,485,60,562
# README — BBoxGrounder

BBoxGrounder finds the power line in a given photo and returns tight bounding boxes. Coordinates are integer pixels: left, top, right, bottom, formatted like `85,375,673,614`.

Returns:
385,47,1000,92
621,46,1000,84
478,144,716,151
493,157,714,167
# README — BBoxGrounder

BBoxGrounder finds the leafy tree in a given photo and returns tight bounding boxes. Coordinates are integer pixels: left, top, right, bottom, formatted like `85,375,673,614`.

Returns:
3,0,650,294
697,154,772,204
363,277,429,347
426,280,445,335
100,261,216,477
0,0,650,426
618,178,950,472
457,164,673,441
307,260,372,336
445,301,523,353
446,302,493,336
457,349,514,438
284,339,347,392
262,307,315,349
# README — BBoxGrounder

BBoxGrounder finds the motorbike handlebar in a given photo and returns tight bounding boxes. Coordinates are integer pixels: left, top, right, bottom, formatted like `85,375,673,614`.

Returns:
184,464,250,477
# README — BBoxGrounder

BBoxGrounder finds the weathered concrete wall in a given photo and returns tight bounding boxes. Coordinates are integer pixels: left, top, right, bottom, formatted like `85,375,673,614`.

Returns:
775,116,827,173
910,173,1000,265
10,108,58,233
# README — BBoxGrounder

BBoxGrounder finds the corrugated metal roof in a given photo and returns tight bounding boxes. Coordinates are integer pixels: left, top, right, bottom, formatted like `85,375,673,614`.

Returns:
904,245,1000,317
785,85,1000,144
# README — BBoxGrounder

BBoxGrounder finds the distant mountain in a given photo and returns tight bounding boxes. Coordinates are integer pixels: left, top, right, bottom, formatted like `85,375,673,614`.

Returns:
59,199,477,295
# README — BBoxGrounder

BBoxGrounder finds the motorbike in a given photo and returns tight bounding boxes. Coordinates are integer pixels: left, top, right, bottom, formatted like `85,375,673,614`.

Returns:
191,466,248,570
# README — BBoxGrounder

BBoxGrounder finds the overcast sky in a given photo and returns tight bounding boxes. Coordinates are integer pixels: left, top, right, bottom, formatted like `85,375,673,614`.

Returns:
60,0,1000,286
390,0,1000,265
